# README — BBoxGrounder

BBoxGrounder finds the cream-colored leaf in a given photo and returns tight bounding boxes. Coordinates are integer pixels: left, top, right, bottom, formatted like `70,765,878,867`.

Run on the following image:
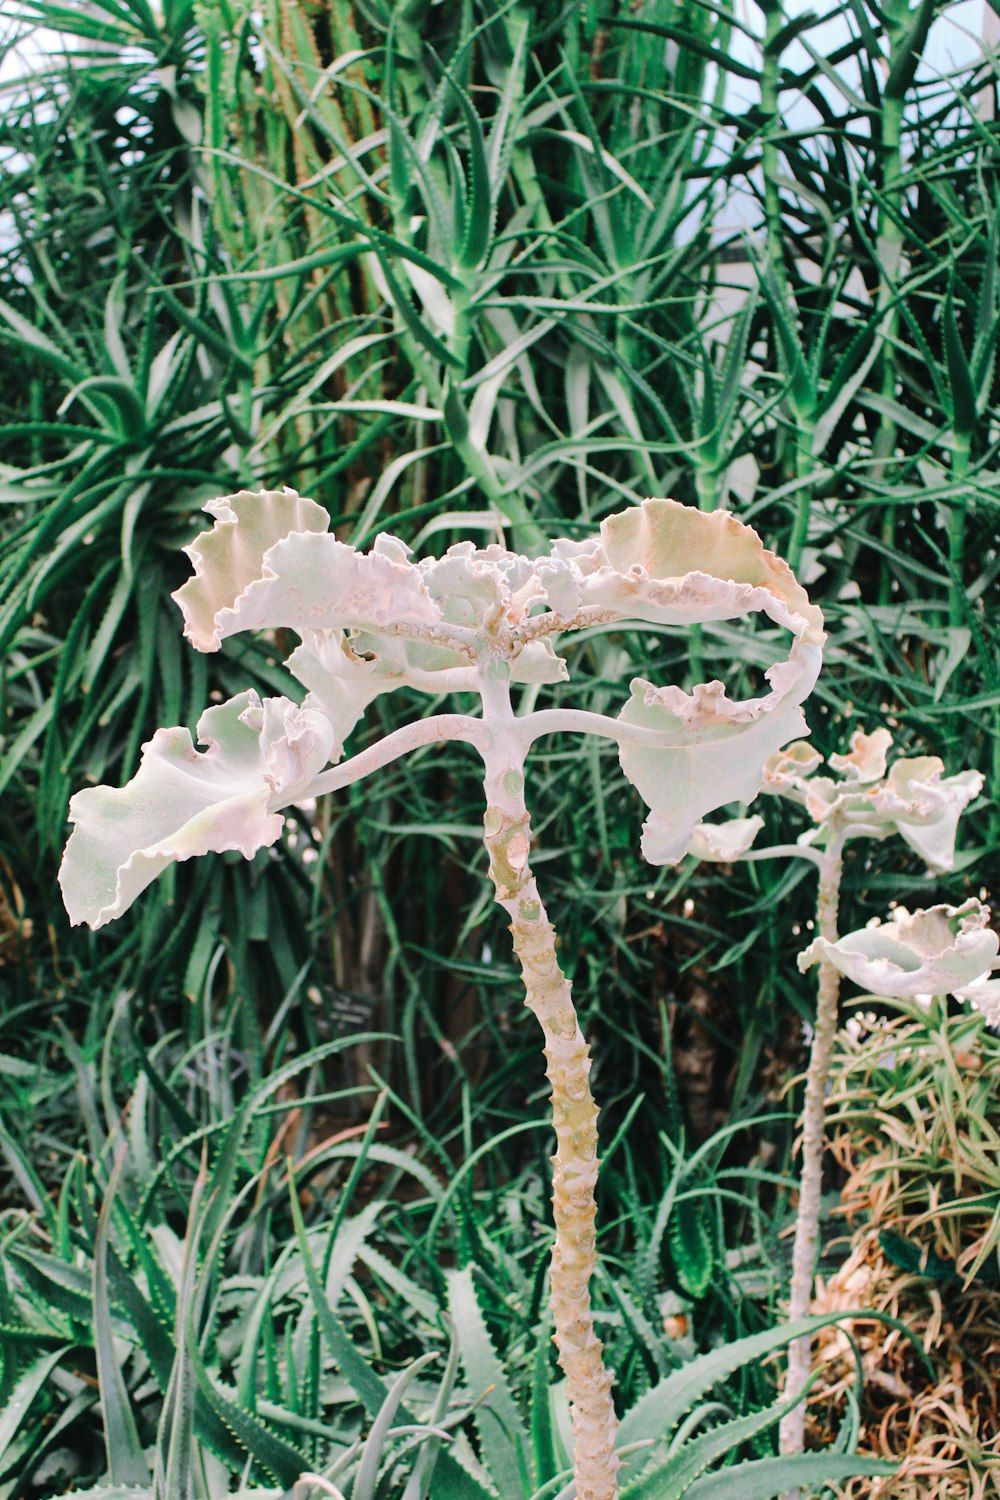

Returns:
877,760,983,872
173,488,330,651
286,629,479,727
511,638,568,685
58,692,336,929
954,974,1000,1028
762,740,824,798
419,541,544,628
551,499,825,643
198,529,440,643
828,727,892,783
798,900,999,997
763,723,980,872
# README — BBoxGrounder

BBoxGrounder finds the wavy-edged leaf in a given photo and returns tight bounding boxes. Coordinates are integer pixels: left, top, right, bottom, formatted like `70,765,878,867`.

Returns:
59,690,337,927
799,898,999,997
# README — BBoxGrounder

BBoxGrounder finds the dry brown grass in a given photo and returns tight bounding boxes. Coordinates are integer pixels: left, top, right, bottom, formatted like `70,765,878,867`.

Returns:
798,1001,1000,1497
808,1227,1000,1496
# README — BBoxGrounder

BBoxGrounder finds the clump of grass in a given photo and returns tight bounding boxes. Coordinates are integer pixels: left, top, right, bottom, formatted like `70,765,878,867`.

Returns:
807,1000,1000,1494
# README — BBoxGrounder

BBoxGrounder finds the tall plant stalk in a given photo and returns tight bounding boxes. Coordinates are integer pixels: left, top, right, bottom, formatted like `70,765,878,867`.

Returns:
481,665,620,1499
778,829,845,1460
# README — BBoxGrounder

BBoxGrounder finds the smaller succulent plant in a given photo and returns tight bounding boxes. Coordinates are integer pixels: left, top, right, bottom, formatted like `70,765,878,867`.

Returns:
692,728,991,1457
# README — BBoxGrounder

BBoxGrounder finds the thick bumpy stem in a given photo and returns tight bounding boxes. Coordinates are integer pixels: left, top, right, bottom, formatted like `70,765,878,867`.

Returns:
480,668,620,1500
779,834,845,1465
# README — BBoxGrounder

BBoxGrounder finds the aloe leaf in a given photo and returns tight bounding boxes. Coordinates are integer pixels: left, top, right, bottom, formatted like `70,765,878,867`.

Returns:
683,1452,895,1497
400,1323,462,1500
884,0,934,99
621,1393,794,1499
0,1347,70,1463
184,1336,311,1488
943,286,977,437
0,294,86,385
445,77,492,271
447,1266,533,1495
32,1491,154,1500
288,1182,493,1500
94,1151,150,1486
375,250,464,370
528,1308,560,1488
616,1313,875,1453
353,1351,442,1500
604,15,760,82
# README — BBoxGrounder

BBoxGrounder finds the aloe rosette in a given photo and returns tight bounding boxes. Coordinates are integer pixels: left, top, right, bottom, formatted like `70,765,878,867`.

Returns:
59,491,822,1500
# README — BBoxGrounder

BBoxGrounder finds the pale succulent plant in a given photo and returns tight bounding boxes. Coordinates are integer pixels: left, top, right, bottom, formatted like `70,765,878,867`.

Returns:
59,491,823,1500
691,727,990,1461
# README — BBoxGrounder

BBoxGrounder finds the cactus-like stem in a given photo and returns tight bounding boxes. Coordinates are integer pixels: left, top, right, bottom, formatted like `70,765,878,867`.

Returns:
480,665,620,1500
779,832,845,1465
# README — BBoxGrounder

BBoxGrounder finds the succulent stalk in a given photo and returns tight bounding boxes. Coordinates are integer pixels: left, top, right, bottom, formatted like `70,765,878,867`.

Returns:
480,663,620,1500
779,830,844,1463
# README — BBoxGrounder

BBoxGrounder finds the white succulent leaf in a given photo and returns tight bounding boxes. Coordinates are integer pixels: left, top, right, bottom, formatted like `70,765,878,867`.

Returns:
188,529,440,644
827,727,892,783
284,631,401,750
761,719,980,872
419,541,545,627
873,759,984,872
762,740,824,801
511,639,569,684
58,692,337,928
954,973,1000,1028
689,816,765,862
173,488,330,651
549,500,825,641
63,492,824,924
618,641,822,865
798,899,999,997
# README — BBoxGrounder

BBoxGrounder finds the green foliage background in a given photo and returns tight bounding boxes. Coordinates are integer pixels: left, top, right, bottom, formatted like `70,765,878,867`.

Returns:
0,0,997,1493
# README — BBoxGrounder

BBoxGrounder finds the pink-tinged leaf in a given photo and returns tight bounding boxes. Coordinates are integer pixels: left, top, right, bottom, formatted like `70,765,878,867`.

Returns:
955,974,1000,1027
799,900,999,997
877,759,983,872
58,692,337,929
549,499,825,643
174,488,331,651
762,740,824,798
420,541,544,626
286,629,478,728
763,726,982,873
194,530,441,644
827,727,893,783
